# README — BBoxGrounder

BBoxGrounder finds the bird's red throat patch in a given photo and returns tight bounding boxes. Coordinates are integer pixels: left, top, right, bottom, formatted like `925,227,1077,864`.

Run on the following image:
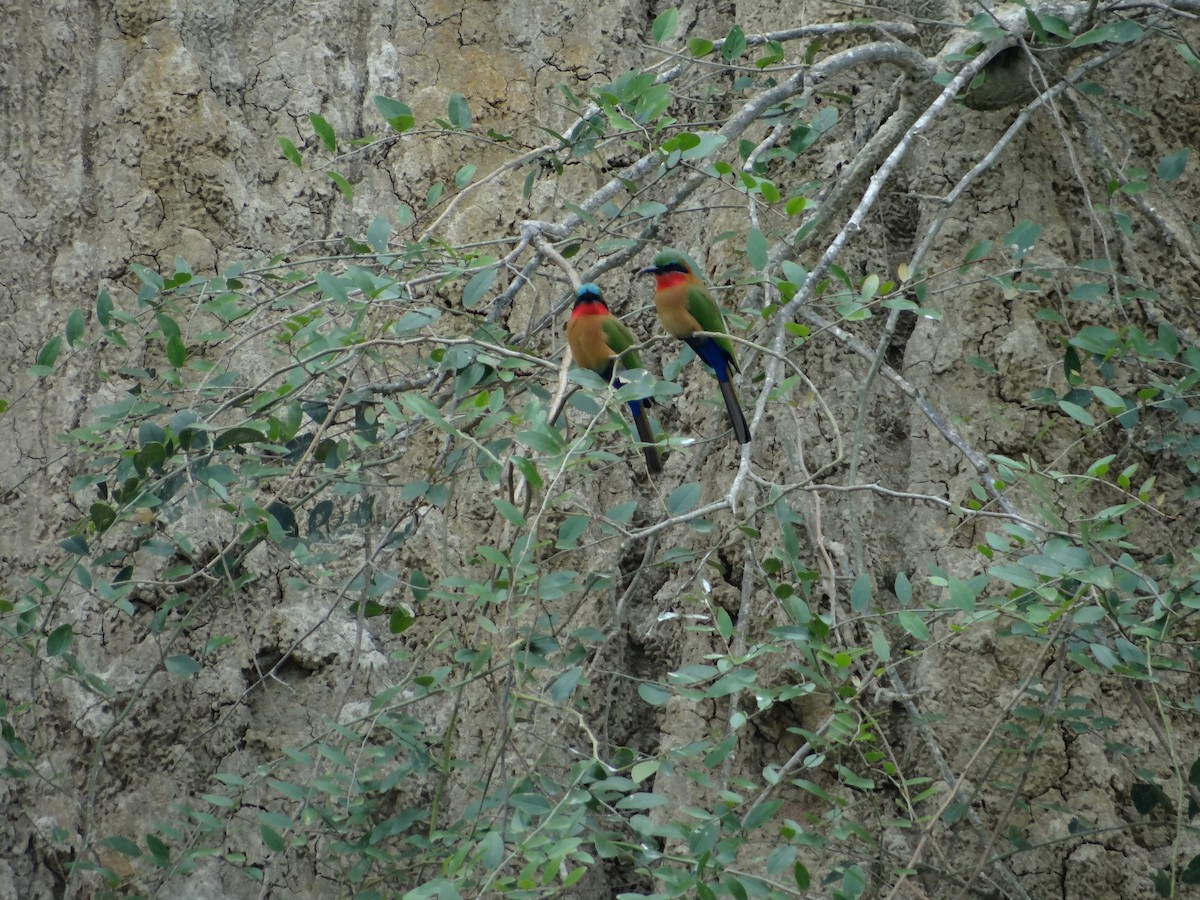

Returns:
653,271,689,290
571,299,609,317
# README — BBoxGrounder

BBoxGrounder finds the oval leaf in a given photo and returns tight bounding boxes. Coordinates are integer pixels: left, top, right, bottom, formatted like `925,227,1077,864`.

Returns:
667,482,701,516
448,93,472,130
47,624,74,657
165,654,202,677
652,8,679,42
308,113,337,151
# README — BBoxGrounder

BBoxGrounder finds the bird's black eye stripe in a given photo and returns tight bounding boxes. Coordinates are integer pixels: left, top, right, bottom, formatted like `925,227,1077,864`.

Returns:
659,262,688,274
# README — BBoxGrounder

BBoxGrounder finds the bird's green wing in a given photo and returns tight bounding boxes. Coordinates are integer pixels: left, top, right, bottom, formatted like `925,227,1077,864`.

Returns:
601,316,643,370
685,285,737,364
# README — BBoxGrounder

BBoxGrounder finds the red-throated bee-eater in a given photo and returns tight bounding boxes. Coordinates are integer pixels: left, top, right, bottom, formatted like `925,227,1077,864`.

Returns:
566,282,663,474
639,249,750,444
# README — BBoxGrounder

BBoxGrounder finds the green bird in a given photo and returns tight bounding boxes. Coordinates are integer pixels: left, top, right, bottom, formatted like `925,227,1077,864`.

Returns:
566,282,663,474
640,248,750,444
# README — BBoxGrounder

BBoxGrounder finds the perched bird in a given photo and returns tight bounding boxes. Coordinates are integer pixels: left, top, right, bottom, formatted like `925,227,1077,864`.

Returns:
639,249,751,444
566,282,663,474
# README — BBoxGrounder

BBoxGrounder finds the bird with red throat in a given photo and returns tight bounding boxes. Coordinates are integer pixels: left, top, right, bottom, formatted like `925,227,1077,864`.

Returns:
566,282,663,474
640,249,750,444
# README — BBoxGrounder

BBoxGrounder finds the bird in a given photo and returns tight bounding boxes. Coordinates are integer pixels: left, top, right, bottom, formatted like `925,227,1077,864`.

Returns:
639,248,751,444
566,282,663,474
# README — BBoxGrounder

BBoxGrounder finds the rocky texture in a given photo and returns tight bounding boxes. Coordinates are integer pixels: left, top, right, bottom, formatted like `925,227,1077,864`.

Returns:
3,1,1200,898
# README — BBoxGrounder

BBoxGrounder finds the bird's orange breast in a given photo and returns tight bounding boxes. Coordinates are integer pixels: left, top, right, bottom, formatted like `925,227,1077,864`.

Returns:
567,313,616,371
653,283,701,339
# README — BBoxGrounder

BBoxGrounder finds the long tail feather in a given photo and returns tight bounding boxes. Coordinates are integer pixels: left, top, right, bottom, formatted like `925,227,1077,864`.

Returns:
718,380,751,444
630,403,663,474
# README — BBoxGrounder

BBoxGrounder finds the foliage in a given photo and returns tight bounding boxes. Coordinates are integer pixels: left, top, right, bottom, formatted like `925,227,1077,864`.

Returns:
4,2,1200,898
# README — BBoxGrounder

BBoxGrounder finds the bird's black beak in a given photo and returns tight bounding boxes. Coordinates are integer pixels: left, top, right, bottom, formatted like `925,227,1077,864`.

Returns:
638,266,661,277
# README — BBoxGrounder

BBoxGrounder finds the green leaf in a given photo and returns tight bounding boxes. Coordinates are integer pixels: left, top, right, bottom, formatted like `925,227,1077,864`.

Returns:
1130,782,1159,814
1158,148,1190,182
145,834,170,865
308,113,337,151
850,573,872,613
715,607,733,642
90,502,117,534
66,308,85,348
549,666,583,703
871,627,891,662
1188,757,1200,789
1178,42,1200,72
1090,385,1124,410
454,164,477,190
410,569,430,602
37,335,62,369
261,824,286,852
389,606,414,634
689,38,715,57
965,12,1005,40
156,311,180,340
1025,9,1049,43
794,862,811,890
102,836,142,857
448,92,472,130
1002,220,1042,260
785,196,808,216
1039,15,1073,39
366,216,392,253
962,240,992,266
667,482,701,515
894,571,912,605
757,39,784,68
47,624,74,657
746,228,767,271
742,799,783,831
708,668,756,697
133,442,167,477
492,497,526,527
476,830,504,869
556,516,588,549
1182,854,1200,885
948,576,978,613
374,95,415,133
704,734,737,767
1067,283,1108,302
328,171,353,200
138,421,166,447
1070,19,1142,47
165,654,201,677
681,132,728,161
638,682,670,706
652,8,679,42
897,610,929,641
1090,642,1119,669
616,792,668,810
166,333,187,368
96,288,114,326
1058,399,1095,426
277,136,302,168
60,534,89,555
631,759,660,783
722,24,746,60
606,500,637,524
462,268,497,308
1071,325,1119,354
213,426,268,450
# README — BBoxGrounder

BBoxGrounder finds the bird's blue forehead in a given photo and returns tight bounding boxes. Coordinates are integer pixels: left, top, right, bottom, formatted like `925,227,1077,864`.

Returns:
577,282,602,299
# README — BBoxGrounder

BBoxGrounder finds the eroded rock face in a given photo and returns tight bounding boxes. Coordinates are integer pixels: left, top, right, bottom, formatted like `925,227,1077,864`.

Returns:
3,1,1199,897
